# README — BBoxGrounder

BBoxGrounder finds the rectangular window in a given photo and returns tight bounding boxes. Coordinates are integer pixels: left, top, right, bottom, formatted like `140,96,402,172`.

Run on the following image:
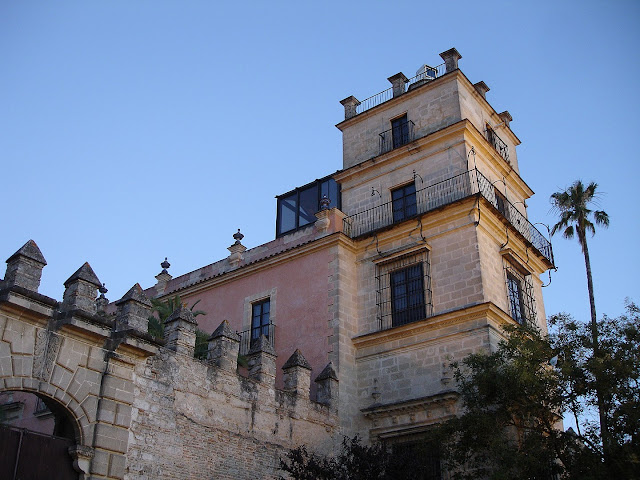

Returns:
376,250,432,331
392,183,417,223
494,188,510,221
276,177,341,236
391,114,410,149
251,299,271,343
504,263,536,325
391,264,426,327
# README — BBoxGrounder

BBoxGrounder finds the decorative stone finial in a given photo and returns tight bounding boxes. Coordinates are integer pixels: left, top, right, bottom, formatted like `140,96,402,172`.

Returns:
319,195,331,211
228,230,247,267
96,283,109,314
160,257,170,273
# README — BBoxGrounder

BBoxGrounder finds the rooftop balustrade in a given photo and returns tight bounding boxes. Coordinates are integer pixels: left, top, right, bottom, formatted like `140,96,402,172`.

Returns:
354,63,447,116
343,169,554,266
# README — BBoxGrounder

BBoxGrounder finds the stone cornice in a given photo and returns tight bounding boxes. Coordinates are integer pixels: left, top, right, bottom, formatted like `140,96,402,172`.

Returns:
352,302,513,352
362,390,458,418
334,119,469,186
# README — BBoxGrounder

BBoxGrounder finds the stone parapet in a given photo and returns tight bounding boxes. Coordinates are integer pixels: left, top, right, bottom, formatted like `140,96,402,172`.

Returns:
164,304,197,356
207,319,240,371
115,284,151,334
2,240,47,292
61,263,102,315
282,349,312,396
247,335,277,385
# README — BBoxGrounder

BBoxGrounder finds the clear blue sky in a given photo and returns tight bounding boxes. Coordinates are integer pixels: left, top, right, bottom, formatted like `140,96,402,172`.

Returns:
1,0,638,324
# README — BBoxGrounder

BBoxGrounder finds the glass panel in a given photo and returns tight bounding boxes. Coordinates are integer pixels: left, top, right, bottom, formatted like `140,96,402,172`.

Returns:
278,194,297,234
320,179,340,209
298,185,318,227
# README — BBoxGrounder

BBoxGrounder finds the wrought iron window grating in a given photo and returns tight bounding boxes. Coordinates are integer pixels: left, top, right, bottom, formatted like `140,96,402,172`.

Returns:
503,263,536,326
486,126,510,163
376,249,433,331
237,323,275,355
379,120,415,155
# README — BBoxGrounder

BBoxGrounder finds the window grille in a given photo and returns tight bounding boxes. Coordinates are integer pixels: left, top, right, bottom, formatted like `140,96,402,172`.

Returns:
504,263,536,325
376,249,432,331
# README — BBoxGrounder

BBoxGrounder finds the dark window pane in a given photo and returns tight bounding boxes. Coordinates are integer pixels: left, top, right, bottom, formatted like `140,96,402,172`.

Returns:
321,179,340,209
278,194,297,234
391,263,425,327
298,185,318,227
392,183,417,223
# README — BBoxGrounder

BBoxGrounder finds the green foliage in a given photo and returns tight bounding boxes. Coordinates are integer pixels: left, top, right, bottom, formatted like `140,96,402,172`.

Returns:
148,295,210,360
550,180,609,250
550,302,640,478
433,305,640,479
280,436,428,480
194,328,209,360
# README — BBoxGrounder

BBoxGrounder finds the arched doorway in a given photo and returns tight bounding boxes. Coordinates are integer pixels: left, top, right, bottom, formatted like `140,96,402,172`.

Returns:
0,390,80,480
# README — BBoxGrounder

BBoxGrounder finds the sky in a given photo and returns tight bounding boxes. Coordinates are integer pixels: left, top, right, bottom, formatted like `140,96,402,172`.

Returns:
1,0,639,326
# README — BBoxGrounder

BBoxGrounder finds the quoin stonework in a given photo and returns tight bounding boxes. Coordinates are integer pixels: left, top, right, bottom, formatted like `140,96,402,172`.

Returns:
1,48,554,479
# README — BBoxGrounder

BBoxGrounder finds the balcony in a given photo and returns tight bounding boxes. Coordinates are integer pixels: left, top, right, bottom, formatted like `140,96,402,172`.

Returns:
343,169,554,266
237,323,275,355
379,120,415,155
486,127,510,163
354,64,447,116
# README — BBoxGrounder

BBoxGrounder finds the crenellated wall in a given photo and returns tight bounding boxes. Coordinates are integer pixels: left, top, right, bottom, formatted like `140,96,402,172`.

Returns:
0,240,339,480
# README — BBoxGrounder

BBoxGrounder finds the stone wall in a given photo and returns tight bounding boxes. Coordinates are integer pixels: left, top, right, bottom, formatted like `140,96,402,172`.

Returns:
0,240,339,480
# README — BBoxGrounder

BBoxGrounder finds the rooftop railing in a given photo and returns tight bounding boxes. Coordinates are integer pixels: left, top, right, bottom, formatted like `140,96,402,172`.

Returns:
354,63,447,116
343,169,554,266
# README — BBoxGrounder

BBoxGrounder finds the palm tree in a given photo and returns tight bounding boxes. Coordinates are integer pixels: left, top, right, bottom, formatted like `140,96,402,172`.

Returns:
550,180,610,462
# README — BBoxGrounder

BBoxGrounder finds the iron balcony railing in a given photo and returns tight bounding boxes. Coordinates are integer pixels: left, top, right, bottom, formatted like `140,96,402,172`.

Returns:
343,169,554,265
379,120,415,155
355,63,447,116
237,323,275,355
486,127,510,163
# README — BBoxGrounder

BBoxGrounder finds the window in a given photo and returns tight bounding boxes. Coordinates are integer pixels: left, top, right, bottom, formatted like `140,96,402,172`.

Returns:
251,299,271,344
276,177,340,236
504,263,536,325
391,114,410,149
392,183,417,223
391,264,426,327
494,188,510,221
376,249,432,330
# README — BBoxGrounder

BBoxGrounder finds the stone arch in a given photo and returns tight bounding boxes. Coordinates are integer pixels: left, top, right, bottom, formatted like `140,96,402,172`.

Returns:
0,385,85,444
0,385,91,479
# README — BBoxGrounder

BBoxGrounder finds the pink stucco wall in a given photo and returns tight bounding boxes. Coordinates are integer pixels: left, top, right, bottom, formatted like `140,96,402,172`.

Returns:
0,391,55,434
181,247,332,392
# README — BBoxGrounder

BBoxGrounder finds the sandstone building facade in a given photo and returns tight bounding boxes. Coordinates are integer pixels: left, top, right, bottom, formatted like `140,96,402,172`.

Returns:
0,48,554,479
